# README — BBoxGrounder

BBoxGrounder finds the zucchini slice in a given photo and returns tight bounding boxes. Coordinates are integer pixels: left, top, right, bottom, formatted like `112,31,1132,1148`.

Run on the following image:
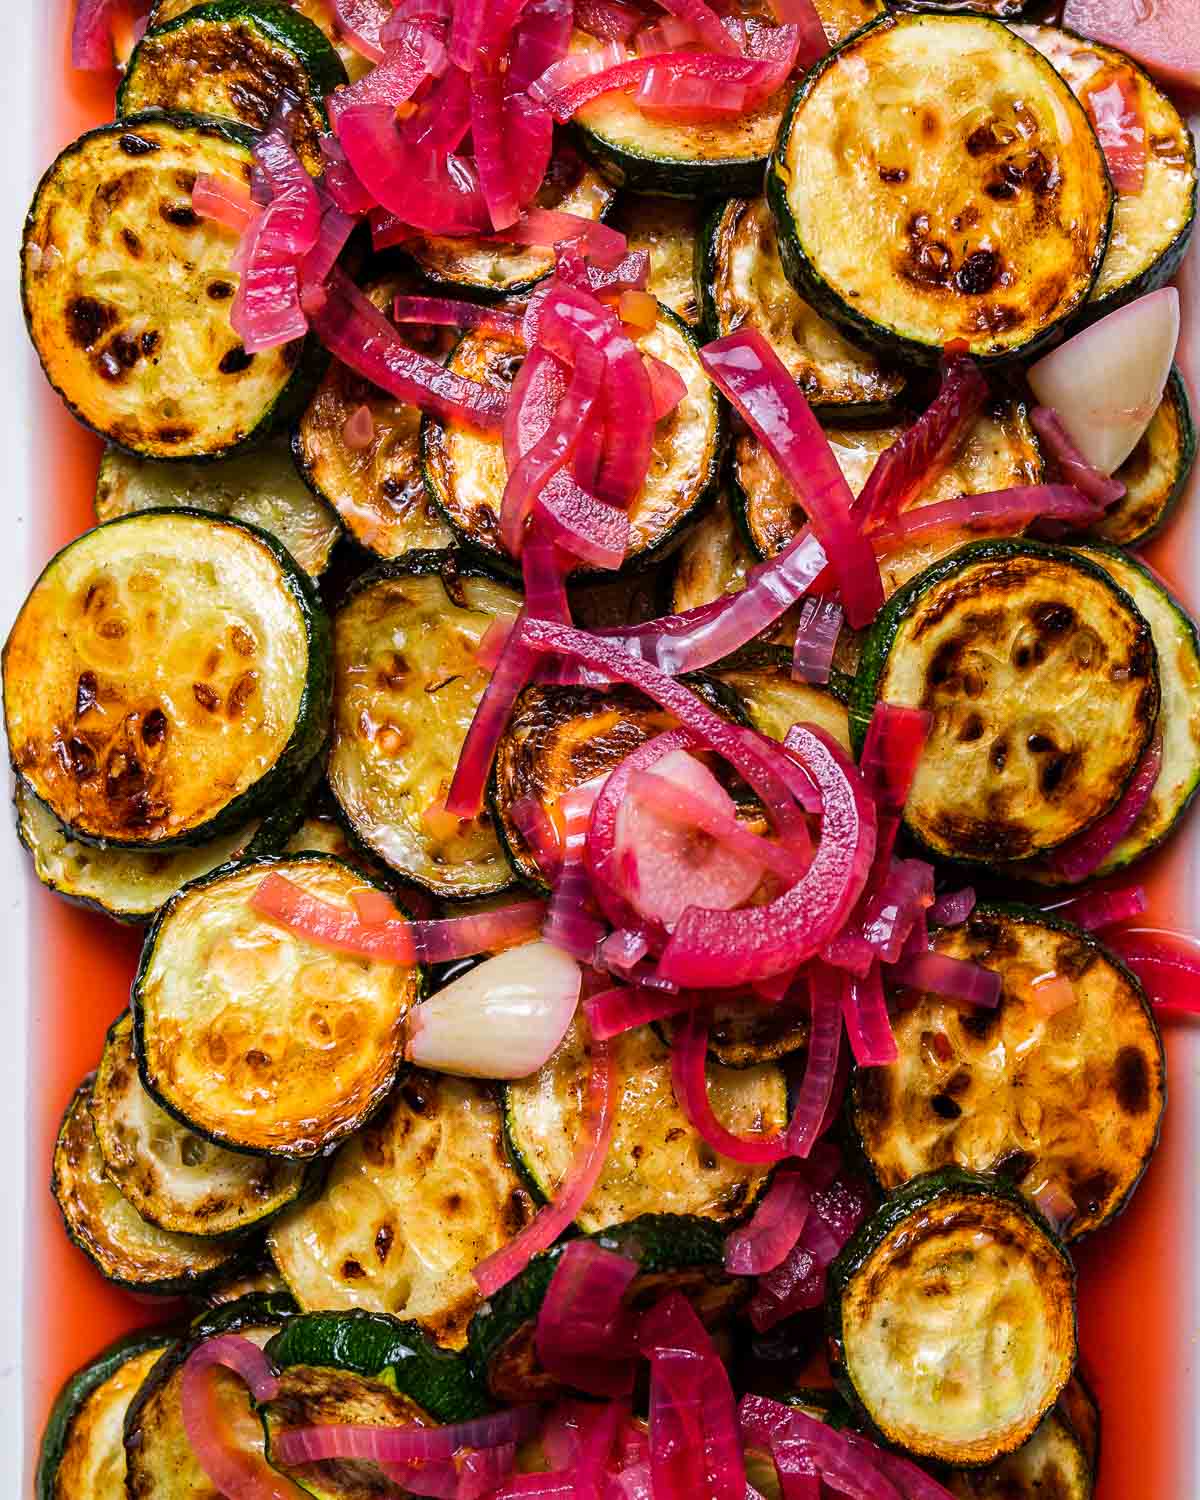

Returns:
660,999,811,1069
503,1016,788,1232
1090,366,1196,548
205,1260,292,1306
421,308,723,575
1014,24,1197,313
466,1214,740,1403
36,1328,175,1500
944,1400,1093,1499
851,904,1166,1239
489,678,742,888
736,400,1043,599
828,1168,1077,1466
701,196,905,417
92,1013,310,1237
52,1079,242,1295
328,555,521,898
410,149,617,298
4,510,331,849
22,113,319,460
268,1070,536,1350
124,1293,298,1500
118,1,346,175
95,437,341,579
610,194,702,327
767,14,1113,365
569,569,670,632
151,0,373,79
713,649,852,750
852,540,1160,864
133,855,423,1158
294,272,458,560
671,489,756,615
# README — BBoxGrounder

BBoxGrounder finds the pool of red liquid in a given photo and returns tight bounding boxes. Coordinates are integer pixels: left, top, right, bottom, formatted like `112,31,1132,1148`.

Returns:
23,16,1200,1495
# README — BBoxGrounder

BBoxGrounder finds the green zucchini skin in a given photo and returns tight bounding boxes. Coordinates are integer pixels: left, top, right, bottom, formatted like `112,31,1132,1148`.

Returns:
117,1,347,175
3,509,332,851
466,1214,739,1403
849,538,1160,867
1091,367,1196,548
573,125,770,200
826,1167,1077,1467
36,1326,178,1500
22,112,325,462
267,1311,493,1423
766,14,1114,366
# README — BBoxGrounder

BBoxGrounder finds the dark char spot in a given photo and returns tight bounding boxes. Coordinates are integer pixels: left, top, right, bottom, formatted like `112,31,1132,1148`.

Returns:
219,346,255,375
67,296,117,351
1115,1045,1151,1115
119,133,159,156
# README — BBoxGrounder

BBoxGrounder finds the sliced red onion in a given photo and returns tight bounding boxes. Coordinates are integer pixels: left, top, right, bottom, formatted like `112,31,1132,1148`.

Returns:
493,1475,578,1498
536,473,630,570
867,483,1102,557
791,596,843,685
230,130,321,353
859,859,935,966
596,928,650,975
333,0,392,60
470,58,518,232
741,1396,903,1500
1048,731,1163,883
584,983,688,1039
655,0,741,54
1043,882,1147,932
574,0,648,41
492,209,628,265
535,1240,640,1396
327,35,438,126
319,134,376,215
405,940,579,1078
701,328,881,627
534,49,796,126
766,0,829,57
342,404,375,451
274,1407,540,1469
1084,69,1146,195
473,1035,618,1294
859,702,932,818
785,962,844,1157
1030,408,1127,507
930,886,976,927
560,248,651,297
1031,1178,1079,1237
1098,927,1200,1014
444,616,536,819
72,0,151,69
644,354,687,420
843,963,898,1067
673,1008,791,1164
312,271,505,431
725,1165,812,1275
636,16,703,54
251,873,545,964
393,296,524,338
192,172,256,234
179,1337,286,1500
1029,970,1078,1017
510,0,574,92
890,951,1002,1009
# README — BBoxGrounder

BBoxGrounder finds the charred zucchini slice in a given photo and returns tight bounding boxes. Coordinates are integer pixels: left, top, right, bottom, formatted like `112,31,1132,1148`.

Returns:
133,855,422,1158
148,0,367,79
944,1399,1094,1498
1014,24,1196,313
421,308,722,575
328,555,520,897
294,272,457,560
118,1,346,175
93,1013,310,1237
852,540,1160,864
851,904,1166,1239
466,1214,739,1403
52,1079,242,1295
3,511,330,849
268,1070,535,1350
735,400,1043,598
95,438,341,579
410,149,616,298
714,649,852,750
36,1328,175,1500
767,14,1113,365
124,1293,298,1500
828,1168,1076,1466
1090,367,1195,548
504,1016,787,1232
701,196,905,417
22,113,319,459
671,490,756,616
610,194,702,327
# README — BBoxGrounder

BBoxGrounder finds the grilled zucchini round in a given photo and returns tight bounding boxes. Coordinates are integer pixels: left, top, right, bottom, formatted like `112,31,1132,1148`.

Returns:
944,1396,1094,1499
671,490,756,616
36,1328,175,1500
3,510,330,849
851,904,1166,1239
714,649,852,749
22,113,320,459
504,1016,788,1233
767,14,1113,364
827,1168,1076,1466
133,855,423,1158
52,1079,243,1295
409,149,616,298
118,1,346,175
95,437,341,579
92,1013,310,1237
1014,24,1196,314
466,1214,740,1403
421,307,723,576
294,272,459,560
852,540,1160,865
701,196,905,418
268,1070,535,1350
327,554,521,898
735,400,1043,597
1090,367,1195,548
610,194,702,328
124,1293,298,1500
148,0,366,77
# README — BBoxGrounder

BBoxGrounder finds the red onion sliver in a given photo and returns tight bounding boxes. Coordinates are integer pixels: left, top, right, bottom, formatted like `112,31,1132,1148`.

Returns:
791,596,843,685
867,483,1102,556
1031,1178,1079,1237
1099,927,1200,1014
575,0,648,41
534,1241,639,1396
1042,882,1147,932
393,295,524,337
274,1408,541,1469
510,0,574,91
655,0,741,53
192,172,256,234
890,950,1002,1008
179,1337,287,1500
584,984,689,1039
341,404,375,451
930,885,976,927
673,1009,790,1164
725,1164,812,1275
333,0,392,60
1048,731,1163,882
1084,68,1147,195
843,963,898,1066
785,962,844,1156
1031,407,1127,506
